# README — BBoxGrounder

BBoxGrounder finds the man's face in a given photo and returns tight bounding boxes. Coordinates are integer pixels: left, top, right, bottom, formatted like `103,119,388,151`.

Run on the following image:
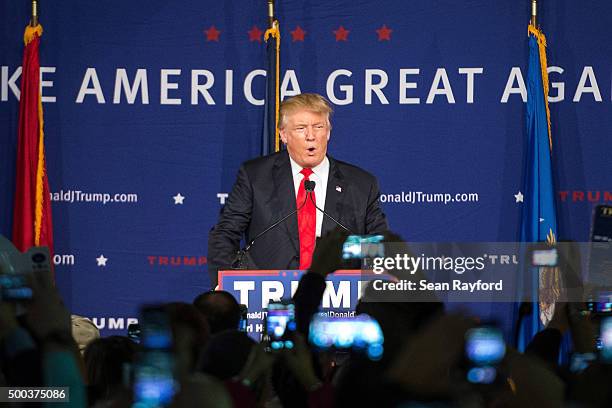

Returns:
280,109,330,168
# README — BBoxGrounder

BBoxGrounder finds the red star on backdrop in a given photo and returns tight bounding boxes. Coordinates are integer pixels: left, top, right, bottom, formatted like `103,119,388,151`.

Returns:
290,26,306,42
248,26,263,42
204,25,221,42
376,24,392,41
333,25,350,41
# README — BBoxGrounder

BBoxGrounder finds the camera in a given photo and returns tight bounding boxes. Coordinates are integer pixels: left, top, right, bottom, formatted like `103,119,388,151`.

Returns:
0,235,51,301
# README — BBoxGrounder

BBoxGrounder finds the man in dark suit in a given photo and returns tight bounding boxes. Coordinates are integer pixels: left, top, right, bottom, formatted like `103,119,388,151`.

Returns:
208,93,387,286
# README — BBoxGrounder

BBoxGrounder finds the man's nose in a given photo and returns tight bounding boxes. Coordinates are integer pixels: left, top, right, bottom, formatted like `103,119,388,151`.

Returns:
305,126,315,139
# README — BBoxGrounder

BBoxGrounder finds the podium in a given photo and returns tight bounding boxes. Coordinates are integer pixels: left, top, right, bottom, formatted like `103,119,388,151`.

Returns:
218,269,369,339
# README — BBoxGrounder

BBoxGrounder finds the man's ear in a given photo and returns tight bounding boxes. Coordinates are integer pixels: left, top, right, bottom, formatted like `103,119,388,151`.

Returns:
280,128,288,144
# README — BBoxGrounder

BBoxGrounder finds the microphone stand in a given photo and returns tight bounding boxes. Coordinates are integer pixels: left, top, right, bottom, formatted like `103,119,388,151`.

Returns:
305,180,352,233
232,191,312,269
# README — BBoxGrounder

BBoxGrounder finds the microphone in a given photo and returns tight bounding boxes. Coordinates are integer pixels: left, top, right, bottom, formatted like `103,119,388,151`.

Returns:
304,180,315,192
232,189,312,269
305,180,352,233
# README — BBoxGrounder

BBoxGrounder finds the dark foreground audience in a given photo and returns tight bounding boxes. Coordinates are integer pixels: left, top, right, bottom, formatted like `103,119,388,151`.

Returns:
194,290,241,333
0,230,611,407
84,336,137,405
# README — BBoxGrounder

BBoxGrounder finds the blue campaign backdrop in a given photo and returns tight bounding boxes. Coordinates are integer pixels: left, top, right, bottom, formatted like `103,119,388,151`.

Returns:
1,1,611,337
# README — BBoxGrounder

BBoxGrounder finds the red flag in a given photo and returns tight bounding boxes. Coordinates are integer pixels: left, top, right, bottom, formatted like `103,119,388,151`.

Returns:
12,24,54,261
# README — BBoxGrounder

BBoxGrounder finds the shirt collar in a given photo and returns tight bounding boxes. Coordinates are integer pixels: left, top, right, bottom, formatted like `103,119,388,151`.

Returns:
289,155,329,179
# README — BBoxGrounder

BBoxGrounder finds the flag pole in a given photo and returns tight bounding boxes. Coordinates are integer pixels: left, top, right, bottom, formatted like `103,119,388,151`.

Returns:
531,0,537,27
264,0,281,152
31,0,39,27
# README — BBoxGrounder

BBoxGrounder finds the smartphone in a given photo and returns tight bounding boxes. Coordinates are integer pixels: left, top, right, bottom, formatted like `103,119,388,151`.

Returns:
265,302,296,351
342,235,385,269
586,291,612,314
133,306,176,407
588,205,612,288
133,351,176,407
531,248,558,267
0,242,50,301
0,274,32,301
238,304,248,332
464,327,506,384
0,240,50,276
127,323,141,344
308,314,384,361
591,205,612,243
140,307,172,350
601,316,612,363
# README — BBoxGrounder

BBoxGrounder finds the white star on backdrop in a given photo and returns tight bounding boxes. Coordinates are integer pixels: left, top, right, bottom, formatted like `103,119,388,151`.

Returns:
96,254,108,267
173,193,185,205
514,191,524,203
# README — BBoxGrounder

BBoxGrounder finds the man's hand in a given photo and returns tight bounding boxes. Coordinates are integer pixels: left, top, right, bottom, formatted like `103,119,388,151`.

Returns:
309,229,403,276
282,333,320,390
0,301,18,339
386,313,476,397
24,270,71,341
309,228,349,276
237,342,277,384
546,302,569,334
567,302,597,353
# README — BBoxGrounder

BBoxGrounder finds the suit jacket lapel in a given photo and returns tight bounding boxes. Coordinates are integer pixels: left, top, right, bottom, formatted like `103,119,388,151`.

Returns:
322,156,347,236
272,151,299,253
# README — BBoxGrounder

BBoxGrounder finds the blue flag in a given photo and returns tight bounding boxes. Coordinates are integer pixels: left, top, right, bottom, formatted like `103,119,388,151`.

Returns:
517,25,559,351
262,21,280,156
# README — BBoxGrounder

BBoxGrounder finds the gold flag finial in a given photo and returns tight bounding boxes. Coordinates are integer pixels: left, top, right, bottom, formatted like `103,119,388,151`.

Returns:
268,0,275,28
531,0,537,27
31,0,39,27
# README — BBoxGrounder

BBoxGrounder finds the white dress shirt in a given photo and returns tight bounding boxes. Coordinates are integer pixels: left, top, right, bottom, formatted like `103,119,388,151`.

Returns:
288,156,329,237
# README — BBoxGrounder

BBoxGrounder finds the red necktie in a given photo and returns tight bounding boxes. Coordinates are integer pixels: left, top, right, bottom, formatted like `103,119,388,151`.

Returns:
297,168,316,269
